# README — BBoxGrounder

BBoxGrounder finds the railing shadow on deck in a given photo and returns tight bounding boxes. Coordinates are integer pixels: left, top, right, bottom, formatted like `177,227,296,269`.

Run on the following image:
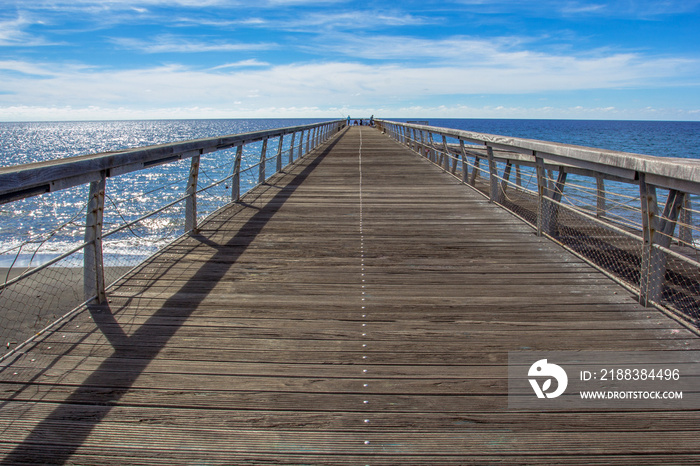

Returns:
0,131,346,465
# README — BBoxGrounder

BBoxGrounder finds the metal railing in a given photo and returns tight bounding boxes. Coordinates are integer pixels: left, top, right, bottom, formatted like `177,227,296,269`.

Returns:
376,119,700,330
0,120,345,358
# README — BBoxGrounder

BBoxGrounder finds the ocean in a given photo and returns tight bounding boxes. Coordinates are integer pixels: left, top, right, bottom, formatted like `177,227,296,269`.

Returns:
1,118,699,268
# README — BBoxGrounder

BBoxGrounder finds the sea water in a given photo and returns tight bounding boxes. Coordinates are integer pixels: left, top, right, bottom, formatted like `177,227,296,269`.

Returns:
1,118,698,267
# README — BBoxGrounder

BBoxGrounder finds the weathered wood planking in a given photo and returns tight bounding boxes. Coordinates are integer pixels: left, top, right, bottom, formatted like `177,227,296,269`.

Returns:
1,126,698,465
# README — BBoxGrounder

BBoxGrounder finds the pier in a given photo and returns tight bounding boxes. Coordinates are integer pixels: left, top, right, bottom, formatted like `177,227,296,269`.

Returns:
1,123,699,464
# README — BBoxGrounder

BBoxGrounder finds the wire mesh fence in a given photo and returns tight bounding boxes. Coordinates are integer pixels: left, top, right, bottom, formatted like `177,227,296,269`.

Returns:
379,120,700,329
0,120,344,358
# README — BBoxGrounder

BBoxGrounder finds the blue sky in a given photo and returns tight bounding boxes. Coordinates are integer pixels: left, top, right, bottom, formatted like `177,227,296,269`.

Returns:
1,0,699,121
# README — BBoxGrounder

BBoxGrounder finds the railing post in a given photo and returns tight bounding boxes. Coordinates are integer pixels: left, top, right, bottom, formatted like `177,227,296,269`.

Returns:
185,154,200,234
487,145,498,203
639,176,684,306
289,132,296,164
232,145,242,202
84,171,106,303
547,168,567,235
450,144,459,174
276,134,284,173
639,174,659,305
441,135,450,171
258,138,268,184
298,130,304,160
469,156,479,187
305,130,310,154
459,140,469,183
535,156,546,236
596,175,606,218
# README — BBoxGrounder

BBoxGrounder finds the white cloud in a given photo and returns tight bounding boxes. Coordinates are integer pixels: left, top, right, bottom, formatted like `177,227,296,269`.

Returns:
0,60,55,75
559,3,607,15
8,0,343,13
209,59,270,70
34,0,233,8
0,13,57,46
451,0,700,18
312,35,696,88
273,10,432,31
0,51,695,110
319,34,525,62
110,35,276,53
263,0,342,4
579,0,700,18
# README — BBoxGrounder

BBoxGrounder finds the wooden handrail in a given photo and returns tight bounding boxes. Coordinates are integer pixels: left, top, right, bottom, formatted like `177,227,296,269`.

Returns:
376,119,700,195
0,120,345,205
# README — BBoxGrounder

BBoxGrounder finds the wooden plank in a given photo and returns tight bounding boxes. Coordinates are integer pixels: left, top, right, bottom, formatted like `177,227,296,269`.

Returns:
4,401,700,432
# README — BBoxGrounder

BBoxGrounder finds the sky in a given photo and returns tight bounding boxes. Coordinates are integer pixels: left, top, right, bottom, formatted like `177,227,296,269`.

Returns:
1,0,699,121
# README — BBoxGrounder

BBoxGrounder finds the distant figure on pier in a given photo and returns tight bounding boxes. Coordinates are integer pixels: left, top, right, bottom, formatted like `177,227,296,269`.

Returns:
354,120,358,126
369,115,374,126
347,116,350,127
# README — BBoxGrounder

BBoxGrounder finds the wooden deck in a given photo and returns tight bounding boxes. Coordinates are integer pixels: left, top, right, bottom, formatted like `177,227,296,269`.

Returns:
1,126,699,465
